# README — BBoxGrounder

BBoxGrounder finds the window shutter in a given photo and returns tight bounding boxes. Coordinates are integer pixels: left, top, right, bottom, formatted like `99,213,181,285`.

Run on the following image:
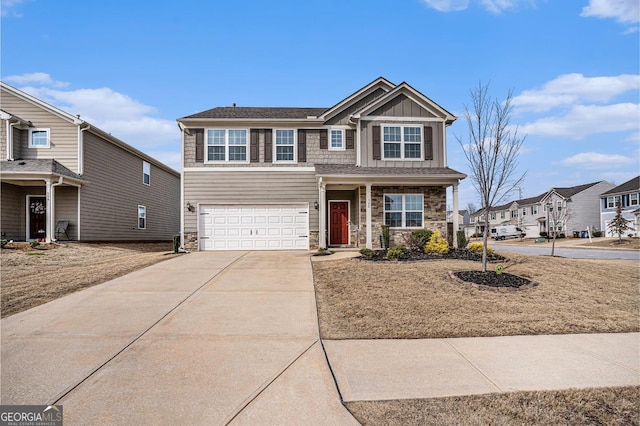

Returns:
346,129,355,149
320,129,328,149
194,128,204,163
250,129,259,162
424,126,433,160
264,129,272,163
297,129,307,162
372,125,381,160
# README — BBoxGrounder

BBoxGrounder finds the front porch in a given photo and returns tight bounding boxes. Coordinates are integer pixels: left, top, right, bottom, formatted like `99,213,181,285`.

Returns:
1,160,84,242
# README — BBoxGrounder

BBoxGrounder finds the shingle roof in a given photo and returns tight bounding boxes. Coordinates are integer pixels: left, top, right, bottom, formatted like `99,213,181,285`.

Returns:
314,164,466,177
549,181,603,198
1,159,84,181
601,176,640,196
181,107,327,120
515,193,546,206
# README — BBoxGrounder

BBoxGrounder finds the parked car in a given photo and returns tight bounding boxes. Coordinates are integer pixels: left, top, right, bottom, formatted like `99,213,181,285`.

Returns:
491,225,526,240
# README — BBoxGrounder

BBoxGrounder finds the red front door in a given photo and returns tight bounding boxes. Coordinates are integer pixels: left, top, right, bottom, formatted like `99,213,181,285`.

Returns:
29,196,47,240
329,202,349,245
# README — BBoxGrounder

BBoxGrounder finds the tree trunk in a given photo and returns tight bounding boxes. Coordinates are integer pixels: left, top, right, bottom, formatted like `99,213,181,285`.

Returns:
482,210,489,272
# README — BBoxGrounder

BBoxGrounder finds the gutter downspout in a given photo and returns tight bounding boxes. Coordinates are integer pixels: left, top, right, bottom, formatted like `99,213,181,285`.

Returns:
442,120,447,167
50,176,64,242
355,119,361,167
178,122,186,248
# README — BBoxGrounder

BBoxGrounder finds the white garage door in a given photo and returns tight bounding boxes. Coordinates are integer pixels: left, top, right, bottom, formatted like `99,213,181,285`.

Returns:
199,204,309,251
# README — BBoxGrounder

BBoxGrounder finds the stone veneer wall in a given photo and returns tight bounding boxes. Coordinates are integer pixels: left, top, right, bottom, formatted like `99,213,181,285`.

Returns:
358,185,447,248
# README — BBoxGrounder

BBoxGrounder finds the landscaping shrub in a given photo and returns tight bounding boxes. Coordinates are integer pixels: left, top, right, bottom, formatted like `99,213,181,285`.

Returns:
381,224,390,249
593,230,602,237
539,231,548,237
29,241,40,249
359,248,374,258
403,229,433,251
0,240,7,249
424,231,449,255
386,245,408,260
456,231,468,248
467,242,494,255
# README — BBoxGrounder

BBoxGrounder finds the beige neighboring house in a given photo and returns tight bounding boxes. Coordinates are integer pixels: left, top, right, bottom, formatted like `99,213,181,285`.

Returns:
177,77,466,251
1,82,180,242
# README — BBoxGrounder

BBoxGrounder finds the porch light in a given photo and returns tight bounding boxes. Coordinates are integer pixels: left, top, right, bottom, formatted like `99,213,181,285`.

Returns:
314,201,319,210
187,202,195,212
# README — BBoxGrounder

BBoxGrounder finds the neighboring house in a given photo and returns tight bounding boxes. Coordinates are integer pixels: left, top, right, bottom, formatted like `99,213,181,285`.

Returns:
539,181,614,236
600,176,640,237
1,82,180,242
513,193,545,238
447,209,470,231
177,77,466,251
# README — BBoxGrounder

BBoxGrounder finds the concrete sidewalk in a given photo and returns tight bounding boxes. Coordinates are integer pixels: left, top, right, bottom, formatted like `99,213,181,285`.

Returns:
324,333,640,402
1,251,358,425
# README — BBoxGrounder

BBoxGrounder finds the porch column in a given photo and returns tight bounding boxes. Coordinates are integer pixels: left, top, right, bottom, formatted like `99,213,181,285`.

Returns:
366,183,372,249
452,181,459,248
318,180,327,248
45,179,52,243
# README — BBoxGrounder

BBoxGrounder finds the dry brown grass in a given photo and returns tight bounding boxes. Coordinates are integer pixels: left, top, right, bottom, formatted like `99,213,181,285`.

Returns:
345,386,640,426
312,254,639,339
583,238,640,250
1,242,178,318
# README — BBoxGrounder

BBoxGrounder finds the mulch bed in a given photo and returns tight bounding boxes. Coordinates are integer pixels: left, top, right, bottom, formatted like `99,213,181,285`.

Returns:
358,248,507,263
453,270,533,289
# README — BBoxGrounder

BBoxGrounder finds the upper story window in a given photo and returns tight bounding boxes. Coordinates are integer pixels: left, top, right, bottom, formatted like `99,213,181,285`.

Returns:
138,205,146,229
275,129,295,162
556,201,563,211
521,208,526,216
606,196,618,208
29,128,50,148
384,194,423,228
511,210,518,218
143,161,150,185
630,193,639,206
382,125,422,160
531,205,538,215
206,129,248,162
490,212,496,220
329,129,344,150
500,211,505,219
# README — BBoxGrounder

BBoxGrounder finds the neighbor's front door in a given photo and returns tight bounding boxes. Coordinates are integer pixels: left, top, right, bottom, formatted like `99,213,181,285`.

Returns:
29,196,47,240
329,202,349,246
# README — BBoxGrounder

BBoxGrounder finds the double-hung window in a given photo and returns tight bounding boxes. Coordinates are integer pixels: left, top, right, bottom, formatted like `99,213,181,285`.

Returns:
630,193,639,206
490,212,496,220
521,208,526,216
384,194,423,228
382,125,422,160
138,205,146,229
500,211,505,219
329,129,344,150
29,128,50,148
606,196,618,208
531,205,538,215
511,210,518,218
275,129,295,162
206,129,248,162
557,201,563,211
143,161,150,185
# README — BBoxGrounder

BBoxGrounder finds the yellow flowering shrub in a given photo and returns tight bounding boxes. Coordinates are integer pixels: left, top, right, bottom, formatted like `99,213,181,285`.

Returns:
467,242,493,255
424,231,449,255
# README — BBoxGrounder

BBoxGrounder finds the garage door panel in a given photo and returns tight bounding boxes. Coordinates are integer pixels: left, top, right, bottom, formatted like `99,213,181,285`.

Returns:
199,204,309,251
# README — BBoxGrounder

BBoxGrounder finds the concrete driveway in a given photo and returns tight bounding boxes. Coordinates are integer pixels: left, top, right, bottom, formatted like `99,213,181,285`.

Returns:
1,251,358,425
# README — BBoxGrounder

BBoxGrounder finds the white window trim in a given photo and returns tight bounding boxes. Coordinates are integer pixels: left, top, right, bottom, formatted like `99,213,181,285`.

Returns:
28,128,50,148
521,208,526,216
606,196,618,209
490,212,496,220
273,128,297,164
138,205,146,230
383,193,424,229
205,128,250,164
381,124,423,161
630,193,639,206
500,212,505,219
532,205,538,215
329,128,345,151
143,161,150,186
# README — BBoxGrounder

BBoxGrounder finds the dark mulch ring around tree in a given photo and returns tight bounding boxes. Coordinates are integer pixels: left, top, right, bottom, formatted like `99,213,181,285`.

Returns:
452,270,535,290
358,248,507,263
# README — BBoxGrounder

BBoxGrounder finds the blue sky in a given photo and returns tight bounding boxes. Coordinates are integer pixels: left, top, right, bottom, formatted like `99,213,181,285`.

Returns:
2,0,639,209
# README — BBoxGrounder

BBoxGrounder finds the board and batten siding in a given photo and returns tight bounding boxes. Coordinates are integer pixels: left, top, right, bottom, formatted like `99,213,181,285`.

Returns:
360,120,445,167
80,132,180,241
0,89,79,173
183,169,318,234
325,88,388,126
369,94,436,118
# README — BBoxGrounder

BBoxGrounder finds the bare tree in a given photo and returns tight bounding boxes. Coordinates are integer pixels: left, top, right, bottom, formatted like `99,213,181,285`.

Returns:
543,194,572,257
466,202,478,215
457,82,526,272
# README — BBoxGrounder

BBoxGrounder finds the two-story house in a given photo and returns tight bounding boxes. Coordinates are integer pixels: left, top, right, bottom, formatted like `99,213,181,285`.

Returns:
600,176,640,237
1,82,180,242
177,77,466,251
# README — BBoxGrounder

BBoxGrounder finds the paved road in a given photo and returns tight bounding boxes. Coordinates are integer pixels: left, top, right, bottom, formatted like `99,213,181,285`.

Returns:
491,243,640,260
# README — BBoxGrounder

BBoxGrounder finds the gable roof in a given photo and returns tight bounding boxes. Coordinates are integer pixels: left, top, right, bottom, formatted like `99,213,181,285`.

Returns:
317,77,395,121
545,181,602,200
515,193,546,206
601,176,640,196
181,107,327,120
353,82,457,124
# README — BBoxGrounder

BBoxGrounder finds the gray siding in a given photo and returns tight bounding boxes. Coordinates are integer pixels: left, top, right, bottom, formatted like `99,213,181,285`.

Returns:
183,169,318,234
567,181,615,232
0,120,6,160
325,88,388,125
81,132,180,240
55,186,79,240
370,94,436,118
0,183,32,240
184,128,355,168
360,120,445,167
0,89,79,172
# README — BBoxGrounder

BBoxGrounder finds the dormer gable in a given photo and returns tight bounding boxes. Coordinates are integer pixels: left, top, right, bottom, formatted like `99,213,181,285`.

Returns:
318,77,395,124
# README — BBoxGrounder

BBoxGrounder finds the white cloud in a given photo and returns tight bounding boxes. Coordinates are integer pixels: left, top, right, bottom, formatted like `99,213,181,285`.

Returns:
10,72,180,170
421,0,529,14
512,73,640,113
560,152,634,169
519,103,640,139
581,0,639,24
1,0,27,17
